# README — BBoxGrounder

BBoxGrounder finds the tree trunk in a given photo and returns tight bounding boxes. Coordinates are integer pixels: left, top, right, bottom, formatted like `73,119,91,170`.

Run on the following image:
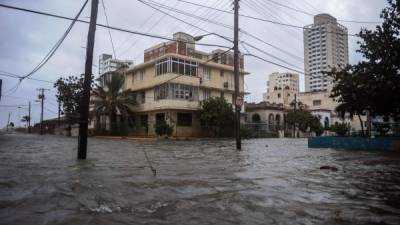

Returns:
358,114,365,137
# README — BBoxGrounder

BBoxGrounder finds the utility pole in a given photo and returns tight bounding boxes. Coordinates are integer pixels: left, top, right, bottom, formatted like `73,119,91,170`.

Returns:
28,101,31,133
233,0,241,150
293,93,297,138
6,112,11,132
58,100,61,127
78,0,99,160
37,88,49,135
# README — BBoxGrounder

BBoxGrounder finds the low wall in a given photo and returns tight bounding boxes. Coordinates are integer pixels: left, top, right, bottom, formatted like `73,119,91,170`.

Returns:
308,137,400,151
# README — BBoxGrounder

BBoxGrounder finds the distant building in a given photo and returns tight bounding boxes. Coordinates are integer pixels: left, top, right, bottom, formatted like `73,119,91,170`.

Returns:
263,72,299,108
303,14,349,92
98,53,134,86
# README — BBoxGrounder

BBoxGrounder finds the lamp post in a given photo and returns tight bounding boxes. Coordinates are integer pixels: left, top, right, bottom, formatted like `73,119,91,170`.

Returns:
192,2,241,150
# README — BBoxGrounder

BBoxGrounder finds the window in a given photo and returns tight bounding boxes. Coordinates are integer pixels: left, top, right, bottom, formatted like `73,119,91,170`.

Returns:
220,70,224,77
203,89,211,100
156,57,198,77
220,92,224,99
202,67,211,80
154,83,198,101
140,115,148,127
140,70,144,82
177,113,192,126
313,100,322,106
277,93,281,98
141,91,146,104
155,58,169,76
155,113,165,124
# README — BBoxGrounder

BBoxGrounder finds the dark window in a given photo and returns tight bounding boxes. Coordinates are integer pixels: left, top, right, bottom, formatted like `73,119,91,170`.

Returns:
313,100,322,106
220,70,224,77
140,115,148,127
177,113,192,126
141,91,146,104
156,113,165,124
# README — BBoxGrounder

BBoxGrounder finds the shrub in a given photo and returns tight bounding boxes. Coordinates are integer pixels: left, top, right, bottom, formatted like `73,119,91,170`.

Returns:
154,120,173,137
240,127,253,139
331,123,349,136
251,113,261,123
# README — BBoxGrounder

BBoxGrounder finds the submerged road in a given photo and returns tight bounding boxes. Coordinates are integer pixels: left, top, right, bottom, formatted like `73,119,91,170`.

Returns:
0,133,400,225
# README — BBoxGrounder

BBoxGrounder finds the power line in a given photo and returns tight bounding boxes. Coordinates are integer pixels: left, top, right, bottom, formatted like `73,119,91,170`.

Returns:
0,3,232,49
0,72,55,84
117,0,170,55
241,44,304,74
136,0,232,36
171,0,360,37
241,41,303,71
263,0,381,24
100,0,117,59
138,0,307,63
44,106,58,115
20,0,89,81
177,0,381,24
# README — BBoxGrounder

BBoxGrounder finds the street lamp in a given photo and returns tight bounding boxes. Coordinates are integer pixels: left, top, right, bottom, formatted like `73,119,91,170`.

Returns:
193,33,232,43
193,30,241,150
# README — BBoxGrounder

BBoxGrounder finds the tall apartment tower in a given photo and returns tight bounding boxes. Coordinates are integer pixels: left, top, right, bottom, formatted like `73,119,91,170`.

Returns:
304,14,349,92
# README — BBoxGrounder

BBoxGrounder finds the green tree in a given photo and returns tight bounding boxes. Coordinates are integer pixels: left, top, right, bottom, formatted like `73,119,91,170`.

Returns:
331,123,350,136
200,97,234,137
92,72,136,135
327,66,368,136
54,75,84,136
154,120,173,137
328,1,400,121
286,109,323,136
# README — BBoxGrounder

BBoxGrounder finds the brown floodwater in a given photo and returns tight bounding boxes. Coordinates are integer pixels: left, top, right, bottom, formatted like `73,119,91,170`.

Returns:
0,133,400,225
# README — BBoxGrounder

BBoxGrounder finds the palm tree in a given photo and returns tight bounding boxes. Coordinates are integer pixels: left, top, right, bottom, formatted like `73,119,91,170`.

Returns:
21,115,30,128
92,71,136,135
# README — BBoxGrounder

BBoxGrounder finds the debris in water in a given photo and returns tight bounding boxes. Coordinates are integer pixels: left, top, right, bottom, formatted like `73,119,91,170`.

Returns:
319,166,338,171
91,204,112,213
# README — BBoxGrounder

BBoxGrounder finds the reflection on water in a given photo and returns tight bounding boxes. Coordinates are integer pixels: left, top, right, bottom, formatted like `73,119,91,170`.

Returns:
0,134,400,225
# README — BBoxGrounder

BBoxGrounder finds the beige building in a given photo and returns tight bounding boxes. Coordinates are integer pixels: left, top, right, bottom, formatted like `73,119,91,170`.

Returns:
123,32,248,137
298,90,365,131
263,72,299,108
304,14,349,92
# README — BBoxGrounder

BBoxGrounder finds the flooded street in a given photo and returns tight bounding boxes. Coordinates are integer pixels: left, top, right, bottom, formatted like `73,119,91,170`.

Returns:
1,133,400,225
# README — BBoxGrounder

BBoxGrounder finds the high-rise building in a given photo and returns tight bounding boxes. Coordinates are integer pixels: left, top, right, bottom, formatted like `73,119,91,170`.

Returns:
304,14,349,92
98,54,134,86
263,72,299,107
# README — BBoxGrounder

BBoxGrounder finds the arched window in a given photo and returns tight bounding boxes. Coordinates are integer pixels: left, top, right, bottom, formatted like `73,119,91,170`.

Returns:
275,114,281,129
252,113,261,123
268,113,274,130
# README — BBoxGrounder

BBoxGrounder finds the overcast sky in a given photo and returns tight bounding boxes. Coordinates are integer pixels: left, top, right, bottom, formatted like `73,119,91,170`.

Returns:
0,0,387,127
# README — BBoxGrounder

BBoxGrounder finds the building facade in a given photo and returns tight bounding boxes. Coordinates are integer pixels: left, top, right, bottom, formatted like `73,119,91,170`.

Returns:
123,32,247,137
304,14,349,92
263,72,299,107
